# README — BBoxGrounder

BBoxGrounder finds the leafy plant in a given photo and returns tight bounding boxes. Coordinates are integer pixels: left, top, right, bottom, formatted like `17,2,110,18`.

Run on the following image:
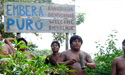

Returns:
86,30,123,75
0,39,74,75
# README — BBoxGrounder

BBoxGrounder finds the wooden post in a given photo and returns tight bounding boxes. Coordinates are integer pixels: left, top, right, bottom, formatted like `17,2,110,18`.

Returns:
66,33,69,50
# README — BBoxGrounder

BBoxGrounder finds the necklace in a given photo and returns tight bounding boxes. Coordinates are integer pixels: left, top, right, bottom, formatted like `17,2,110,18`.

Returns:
52,53,60,66
52,53,60,62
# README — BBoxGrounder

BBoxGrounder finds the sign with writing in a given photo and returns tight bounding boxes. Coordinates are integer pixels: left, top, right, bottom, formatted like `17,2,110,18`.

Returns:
4,2,76,33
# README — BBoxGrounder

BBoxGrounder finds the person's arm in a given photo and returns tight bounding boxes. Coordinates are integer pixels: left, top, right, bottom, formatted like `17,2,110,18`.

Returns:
57,53,76,65
85,53,96,69
5,38,16,52
111,58,117,75
3,44,14,55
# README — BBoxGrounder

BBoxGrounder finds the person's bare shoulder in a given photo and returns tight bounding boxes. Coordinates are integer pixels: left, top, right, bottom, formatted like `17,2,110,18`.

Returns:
112,56,122,63
80,50,93,61
46,54,52,58
81,50,89,56
116,56,123,59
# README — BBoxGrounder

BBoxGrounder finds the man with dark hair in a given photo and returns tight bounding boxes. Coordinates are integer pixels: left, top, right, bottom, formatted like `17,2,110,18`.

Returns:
5,37,34,59
0,30,13,56
111,39,125,75
45,41,60,75
58,35,96,75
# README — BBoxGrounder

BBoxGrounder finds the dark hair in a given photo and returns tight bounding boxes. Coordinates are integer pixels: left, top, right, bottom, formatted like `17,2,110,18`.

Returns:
70,35,83,45
17,38,28,46
51,41,60,48
122,39,125,46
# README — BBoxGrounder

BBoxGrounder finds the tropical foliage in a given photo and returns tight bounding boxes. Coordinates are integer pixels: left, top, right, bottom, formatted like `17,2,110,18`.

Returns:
0,39,75,75
86,30,123,75
0,29,122,75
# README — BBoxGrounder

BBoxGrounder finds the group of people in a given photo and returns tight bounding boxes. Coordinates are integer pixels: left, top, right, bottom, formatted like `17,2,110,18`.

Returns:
0,29,125,75
45,35,96,75
45,35,125,75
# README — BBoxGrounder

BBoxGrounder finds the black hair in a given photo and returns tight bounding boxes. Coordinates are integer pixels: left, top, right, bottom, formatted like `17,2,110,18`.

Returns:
17,38,28,46
122,39,125,46
70,35,83,45
51,41,60,48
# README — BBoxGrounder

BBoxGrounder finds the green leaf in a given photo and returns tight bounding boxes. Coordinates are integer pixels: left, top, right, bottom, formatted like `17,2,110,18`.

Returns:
17,40,23,46
20,43,25,49
20,46,28,49
14,39,17,45
0,42,2,46
66,70,77,72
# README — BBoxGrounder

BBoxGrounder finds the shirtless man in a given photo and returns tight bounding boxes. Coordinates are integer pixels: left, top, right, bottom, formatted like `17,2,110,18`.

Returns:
58,35,96,75
0,30,13,56
5,37,34,59
111,39,125,75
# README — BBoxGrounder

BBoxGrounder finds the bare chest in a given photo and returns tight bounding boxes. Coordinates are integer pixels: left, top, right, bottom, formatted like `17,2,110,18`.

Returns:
117,59,125,70
65,52,85,62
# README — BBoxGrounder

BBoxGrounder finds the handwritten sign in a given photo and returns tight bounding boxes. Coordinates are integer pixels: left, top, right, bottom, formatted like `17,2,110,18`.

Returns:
4,2,76,33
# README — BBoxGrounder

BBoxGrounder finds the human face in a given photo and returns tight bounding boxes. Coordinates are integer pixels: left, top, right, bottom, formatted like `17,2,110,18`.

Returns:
71,39,82,51
51,43,59,52
17,40,26,51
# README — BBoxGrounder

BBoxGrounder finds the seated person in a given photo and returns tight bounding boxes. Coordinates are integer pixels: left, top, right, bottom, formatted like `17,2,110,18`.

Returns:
5,37,35,59
45,41,60,75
